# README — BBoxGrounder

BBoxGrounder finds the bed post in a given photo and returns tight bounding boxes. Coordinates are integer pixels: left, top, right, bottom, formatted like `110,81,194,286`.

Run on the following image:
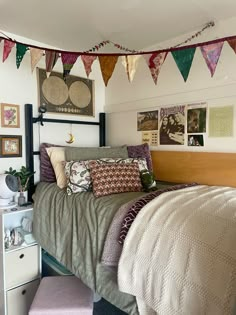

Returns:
99,113,106,146
25,103,35,201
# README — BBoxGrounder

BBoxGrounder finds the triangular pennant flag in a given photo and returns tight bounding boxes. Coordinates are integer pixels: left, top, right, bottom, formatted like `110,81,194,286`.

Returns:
3,40,15,62
16,43,28,68
171,47,196,81
200,42,224,77
121,55,141,82
98,55,118,86
61,52,79,78
143,52,167,84
45,50,59,75
81,55,97,77
227,39,236,54
30,48,44,72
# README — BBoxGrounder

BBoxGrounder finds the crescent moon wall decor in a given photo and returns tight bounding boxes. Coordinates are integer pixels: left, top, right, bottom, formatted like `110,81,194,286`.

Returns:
65,133,75,144
37,68,94,117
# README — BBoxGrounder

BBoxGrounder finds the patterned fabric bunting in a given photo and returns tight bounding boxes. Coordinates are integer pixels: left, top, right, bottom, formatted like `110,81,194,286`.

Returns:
200,42,224,77
61,52,79,78
16,43,28,68
143,52,167,84
227,39,236,54
171,47,196,81
30,48,44,72
81,55,97,77
45,50,59,75
98,55,118,86
121,55,141,82
3,40,15,62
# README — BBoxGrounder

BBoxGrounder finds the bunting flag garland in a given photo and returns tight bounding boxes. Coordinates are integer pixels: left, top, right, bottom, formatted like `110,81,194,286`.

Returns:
227,39,236,54
171,47,196,81
98,55,118,86
143,52,167,84
61,52,79,78
3,39,15,62
122,55,141,82
16,43,28,68
45,50,59,75
30,47,44,72
200,42,224,77
81,55,97,77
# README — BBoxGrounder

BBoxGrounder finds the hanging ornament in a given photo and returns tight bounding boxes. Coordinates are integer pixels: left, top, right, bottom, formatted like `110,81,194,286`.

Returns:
16,43,28,68
98,55,119,86
30,48,44,72
121,55,141,82
65,124,75,144
172,47,196,81
200,42,224,77
45,50,59,75
3,39,15,62
143,52,167,85
81,55,97,77
61,52,79,79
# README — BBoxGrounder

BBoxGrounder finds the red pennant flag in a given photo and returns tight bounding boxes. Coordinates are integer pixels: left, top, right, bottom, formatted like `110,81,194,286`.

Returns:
227,39,236,54
81,55,97,77
143,52,167,84
3,40,15,62
200,42,224,77
45,50,59,74
61,52,79,78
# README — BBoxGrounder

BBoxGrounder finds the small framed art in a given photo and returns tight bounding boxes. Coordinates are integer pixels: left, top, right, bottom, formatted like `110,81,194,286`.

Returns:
1,103,20,128
0,135,22,157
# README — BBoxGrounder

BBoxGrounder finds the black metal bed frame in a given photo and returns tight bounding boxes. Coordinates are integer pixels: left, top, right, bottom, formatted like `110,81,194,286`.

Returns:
24,103,106,201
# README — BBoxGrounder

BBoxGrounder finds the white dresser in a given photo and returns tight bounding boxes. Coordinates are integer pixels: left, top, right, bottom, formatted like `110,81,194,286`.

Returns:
0,206,41,315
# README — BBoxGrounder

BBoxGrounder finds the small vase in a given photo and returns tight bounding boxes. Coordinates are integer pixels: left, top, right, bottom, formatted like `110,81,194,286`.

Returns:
18,192,26,206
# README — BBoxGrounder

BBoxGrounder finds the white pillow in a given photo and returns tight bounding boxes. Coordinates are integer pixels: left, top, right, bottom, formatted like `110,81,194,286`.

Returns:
46,147,66,188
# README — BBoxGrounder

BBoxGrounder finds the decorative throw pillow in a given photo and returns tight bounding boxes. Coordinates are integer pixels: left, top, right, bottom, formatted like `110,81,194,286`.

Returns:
127,143,153,172
40,143,63,182
89,162,143,197
65,157,148,195
46,147,67,188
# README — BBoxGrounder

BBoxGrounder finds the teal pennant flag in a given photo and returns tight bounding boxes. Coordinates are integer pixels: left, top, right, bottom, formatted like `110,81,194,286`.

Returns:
171,47,196,81
16,43,28,68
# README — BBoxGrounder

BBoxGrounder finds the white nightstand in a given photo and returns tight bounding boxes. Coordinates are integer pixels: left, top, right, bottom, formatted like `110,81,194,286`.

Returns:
0,205,41,315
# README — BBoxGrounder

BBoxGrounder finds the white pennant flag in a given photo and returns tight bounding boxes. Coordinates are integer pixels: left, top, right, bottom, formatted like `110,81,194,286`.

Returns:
122,55,141,82
30,48,44,72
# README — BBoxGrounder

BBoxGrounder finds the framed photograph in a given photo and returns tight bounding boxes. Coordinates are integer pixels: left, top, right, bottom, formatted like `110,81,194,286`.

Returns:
0,135,22,157
37,68,95,117
1,103,20,128
137,110,158,131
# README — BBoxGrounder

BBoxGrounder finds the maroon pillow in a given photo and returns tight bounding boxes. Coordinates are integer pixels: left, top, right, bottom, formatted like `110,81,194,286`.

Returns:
127,143,153,172
89,162,143,197
39,143,63,182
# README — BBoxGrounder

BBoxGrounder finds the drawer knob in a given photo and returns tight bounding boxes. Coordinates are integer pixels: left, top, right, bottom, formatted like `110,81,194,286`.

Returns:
22,289,26,295
19,254,25,259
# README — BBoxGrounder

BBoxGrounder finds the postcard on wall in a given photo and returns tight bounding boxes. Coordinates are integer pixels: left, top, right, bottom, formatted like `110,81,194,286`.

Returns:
1,103,20,128
209,106,233,137
37,68,95,117
137,110,158,131
142,131,158,146
187,102,207,133
188,134,204,146
0,135,22,157
159,105,185,145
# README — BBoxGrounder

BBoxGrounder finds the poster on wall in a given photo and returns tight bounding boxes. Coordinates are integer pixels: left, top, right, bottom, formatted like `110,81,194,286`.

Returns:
159,105,185,145
188,134,204,146
137,110,158,131
142,131,158,146
209,106,233,137
37,68,95,117
187,102,207,133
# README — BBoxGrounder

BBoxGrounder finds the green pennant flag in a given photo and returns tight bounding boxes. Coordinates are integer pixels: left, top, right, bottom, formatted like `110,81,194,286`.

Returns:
16,43,28,68
171,47,196,81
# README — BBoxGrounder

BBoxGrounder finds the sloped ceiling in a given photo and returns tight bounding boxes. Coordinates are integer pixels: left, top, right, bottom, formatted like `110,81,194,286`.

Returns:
0,0,236,51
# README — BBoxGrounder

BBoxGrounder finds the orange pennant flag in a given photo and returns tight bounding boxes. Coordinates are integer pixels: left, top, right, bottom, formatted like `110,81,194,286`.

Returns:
98,55,118,86
228,39,236,53
30,48,44,72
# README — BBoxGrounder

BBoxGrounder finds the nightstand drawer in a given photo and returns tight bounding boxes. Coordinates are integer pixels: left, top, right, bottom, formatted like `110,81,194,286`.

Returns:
5,245,40,289
7,279,40,315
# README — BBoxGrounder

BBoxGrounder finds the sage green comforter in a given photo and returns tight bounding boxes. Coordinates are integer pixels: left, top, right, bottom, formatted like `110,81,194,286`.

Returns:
33,182,145,314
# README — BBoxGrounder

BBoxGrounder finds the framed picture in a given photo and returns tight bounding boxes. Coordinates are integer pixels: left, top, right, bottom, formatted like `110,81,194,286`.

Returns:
0,135,22,157
137,110,158,131
37,68,95,117
1,103,20,128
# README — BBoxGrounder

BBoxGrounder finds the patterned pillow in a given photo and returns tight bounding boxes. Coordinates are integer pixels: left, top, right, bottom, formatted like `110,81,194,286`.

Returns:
65,157,148,195
40,143,63,182
127,143,153,172
89,163,143,197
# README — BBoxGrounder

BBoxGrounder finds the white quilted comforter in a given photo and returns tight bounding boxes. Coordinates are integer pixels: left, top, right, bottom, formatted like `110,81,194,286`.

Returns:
118,185,236,315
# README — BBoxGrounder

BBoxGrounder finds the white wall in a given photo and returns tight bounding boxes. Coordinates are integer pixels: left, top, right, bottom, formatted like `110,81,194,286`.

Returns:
105,17,236,152
0,34,106,175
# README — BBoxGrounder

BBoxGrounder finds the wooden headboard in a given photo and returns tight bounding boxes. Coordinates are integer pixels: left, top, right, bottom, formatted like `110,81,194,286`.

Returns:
151,150,236,187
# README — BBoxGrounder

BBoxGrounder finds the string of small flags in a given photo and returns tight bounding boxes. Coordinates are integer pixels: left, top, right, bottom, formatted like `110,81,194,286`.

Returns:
0,22,236,86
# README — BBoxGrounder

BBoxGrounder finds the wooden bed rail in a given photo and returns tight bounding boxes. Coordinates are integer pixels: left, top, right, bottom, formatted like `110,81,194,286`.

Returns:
151,150,236,187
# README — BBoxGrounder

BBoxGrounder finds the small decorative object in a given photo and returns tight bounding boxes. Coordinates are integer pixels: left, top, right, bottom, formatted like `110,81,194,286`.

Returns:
10,228,23,246
4,229,12,249
0,135,22,157
140,169,157,192
21,217,33,233
18,192,26,206
1,103,20,128
65,124,75,144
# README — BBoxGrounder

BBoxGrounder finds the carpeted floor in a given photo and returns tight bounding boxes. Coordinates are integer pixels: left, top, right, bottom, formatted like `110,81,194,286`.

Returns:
93,298,128,315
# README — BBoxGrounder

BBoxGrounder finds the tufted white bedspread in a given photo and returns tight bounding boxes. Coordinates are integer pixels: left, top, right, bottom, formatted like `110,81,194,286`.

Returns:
118,185,236,315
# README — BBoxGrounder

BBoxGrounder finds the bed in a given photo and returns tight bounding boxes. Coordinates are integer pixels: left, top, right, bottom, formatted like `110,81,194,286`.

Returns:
25,104,236,315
